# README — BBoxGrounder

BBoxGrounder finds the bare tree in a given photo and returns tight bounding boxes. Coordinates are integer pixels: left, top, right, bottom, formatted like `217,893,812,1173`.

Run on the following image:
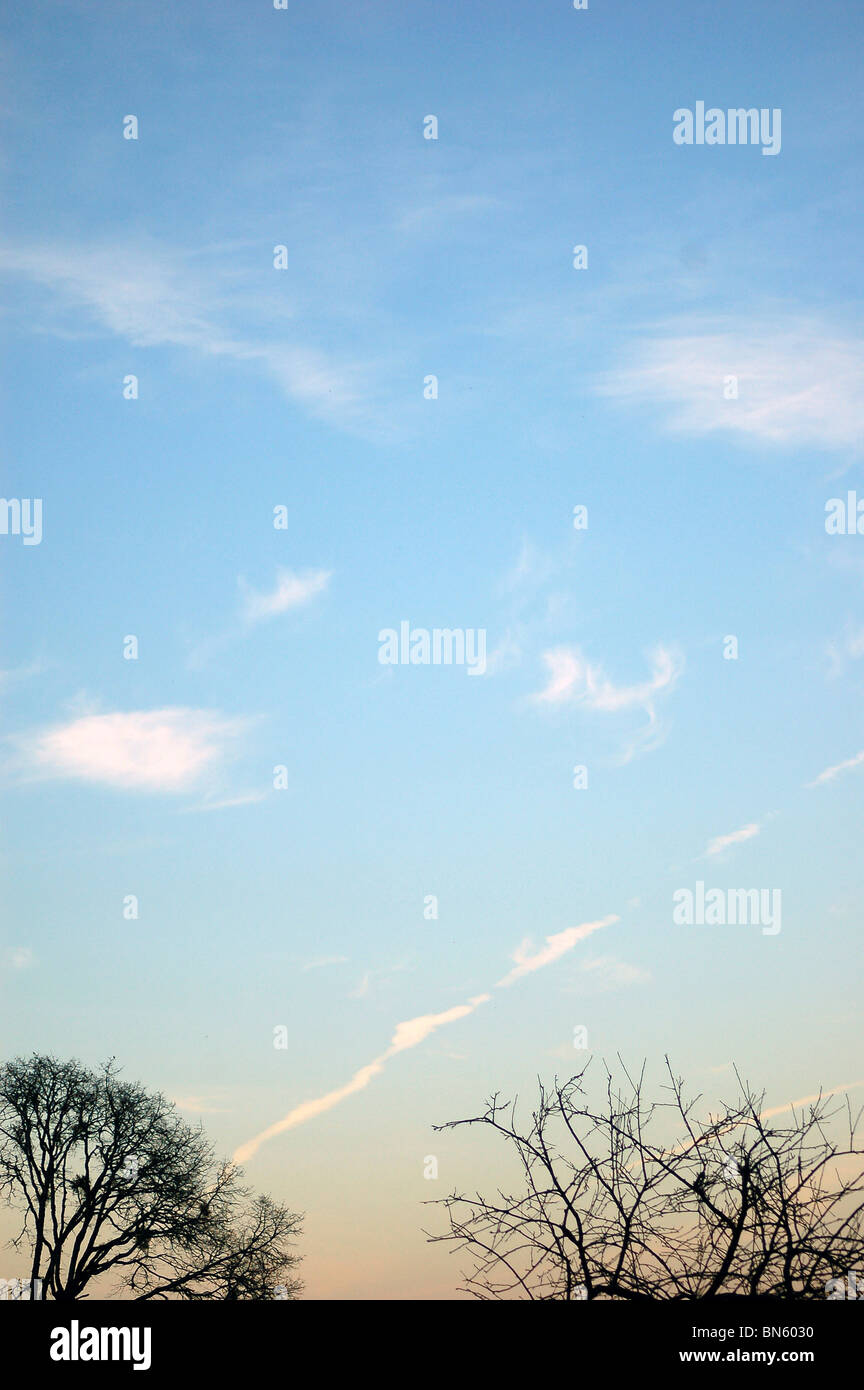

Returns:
429,1058,864,1300
0,1054,303,1300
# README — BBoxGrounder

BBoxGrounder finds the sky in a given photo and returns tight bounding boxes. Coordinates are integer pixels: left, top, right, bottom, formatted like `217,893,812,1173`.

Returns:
1,0,863,1299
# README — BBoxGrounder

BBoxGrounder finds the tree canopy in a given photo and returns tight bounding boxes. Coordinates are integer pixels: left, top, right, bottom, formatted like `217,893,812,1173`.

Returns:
0,1053,302,1300
430,1059,864,1300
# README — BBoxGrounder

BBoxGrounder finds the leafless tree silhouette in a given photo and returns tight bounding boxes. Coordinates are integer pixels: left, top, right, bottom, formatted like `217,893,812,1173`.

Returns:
0,1054,303,1300
429,1058,864,1300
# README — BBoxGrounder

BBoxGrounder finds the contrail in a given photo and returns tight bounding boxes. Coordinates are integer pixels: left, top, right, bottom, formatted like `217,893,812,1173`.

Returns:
666,1080,864,1158
233,994,491,1164
233,913,620,1163
496,915,619,987
760,1080,864,1120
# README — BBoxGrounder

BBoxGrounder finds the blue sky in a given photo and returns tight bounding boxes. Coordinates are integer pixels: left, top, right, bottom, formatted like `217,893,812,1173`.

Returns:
2,0,863,1297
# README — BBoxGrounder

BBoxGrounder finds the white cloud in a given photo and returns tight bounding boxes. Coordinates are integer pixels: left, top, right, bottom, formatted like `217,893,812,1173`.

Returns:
0,241,378,431
668,1078,864,1160
706,822,761,857
599,319,864,448
481,629,523,677
233,993,490,1163
5,947,35,970
532,648,583,705
497,915,619,988
18,708,243,792
760,1080,864,1121
532,645,682,713
614,709,670,765
388,998,490,1053
349,971,373,999
301,955,349,973
565,955,650,993
186,566,331,669
347,961,413,999
171,1096,231,1115
826,624,864,679
397,193,499,232
0,662,43,692
502,540,557,595
808,749,864,788
0,242,215,350
233,904,622,1160
239,567,331,624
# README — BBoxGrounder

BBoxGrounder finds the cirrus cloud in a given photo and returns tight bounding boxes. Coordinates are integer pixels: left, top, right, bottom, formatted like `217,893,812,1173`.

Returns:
598,318,864,449
239,567,331,624
532,644,682,713
497,915,619,987
0,240,389,436
706,822,761,857
808,749,864,788
566,955,651,994
17,708,244,793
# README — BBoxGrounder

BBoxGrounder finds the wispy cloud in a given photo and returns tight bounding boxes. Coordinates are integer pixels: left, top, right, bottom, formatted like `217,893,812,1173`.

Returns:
481,629,523,677
397,193,499,233
235,909,622,1160
760,1080,864,1121
669,1079,864,1159
171,1095,231,1115
233,993,491,1163
531,648,584,705
4,947,36,970
502,540,560,597
529,644,682,763
497,915,620,988
0,662,43,692
532,645,682,714
826,624,864,679
239,567,331,624
599,318,864,449
0,240,382,433
301,955,349,973
349,971,374,999
705,822,761,857
348,960,412,999
564,955,650,994
0,241,219,349
808,749,864,788
480,539,583,680
15,708,244,793
187,565,332,668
